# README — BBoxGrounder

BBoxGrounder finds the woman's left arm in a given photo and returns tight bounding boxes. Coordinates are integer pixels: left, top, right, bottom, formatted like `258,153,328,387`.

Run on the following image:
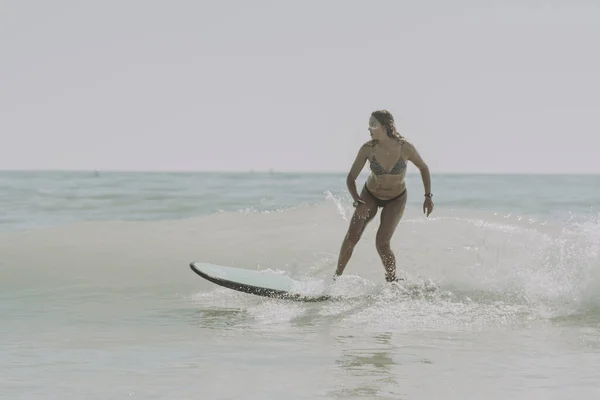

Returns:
405,142,434,216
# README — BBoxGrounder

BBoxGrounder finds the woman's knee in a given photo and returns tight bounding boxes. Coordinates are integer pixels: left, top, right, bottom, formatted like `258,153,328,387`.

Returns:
345,231,363,248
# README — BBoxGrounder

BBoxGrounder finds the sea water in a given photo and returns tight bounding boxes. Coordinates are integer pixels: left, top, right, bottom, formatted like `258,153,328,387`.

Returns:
1,171,600,399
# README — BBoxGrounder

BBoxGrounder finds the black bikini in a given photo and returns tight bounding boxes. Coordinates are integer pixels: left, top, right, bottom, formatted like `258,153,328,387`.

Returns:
364,185,407,207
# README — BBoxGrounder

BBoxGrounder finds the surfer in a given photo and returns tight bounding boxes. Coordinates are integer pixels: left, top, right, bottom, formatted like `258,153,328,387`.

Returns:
334,110,433,282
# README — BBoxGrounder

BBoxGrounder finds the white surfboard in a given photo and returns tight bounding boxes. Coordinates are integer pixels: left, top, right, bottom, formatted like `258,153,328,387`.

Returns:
189,262,332,302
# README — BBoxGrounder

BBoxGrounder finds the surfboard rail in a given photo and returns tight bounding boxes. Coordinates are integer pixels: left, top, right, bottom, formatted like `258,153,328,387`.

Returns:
189,262,331,302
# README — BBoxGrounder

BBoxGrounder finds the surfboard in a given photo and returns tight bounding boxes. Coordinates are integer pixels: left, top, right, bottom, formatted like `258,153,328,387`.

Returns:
189,262,332,302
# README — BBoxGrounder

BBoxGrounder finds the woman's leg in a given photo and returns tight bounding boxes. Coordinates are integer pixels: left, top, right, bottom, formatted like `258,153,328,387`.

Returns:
334,186,378,277
375,192,408,281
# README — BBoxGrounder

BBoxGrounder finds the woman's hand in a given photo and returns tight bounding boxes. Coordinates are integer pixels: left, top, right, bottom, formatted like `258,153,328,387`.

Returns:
423,197,434,217
355,201,370,219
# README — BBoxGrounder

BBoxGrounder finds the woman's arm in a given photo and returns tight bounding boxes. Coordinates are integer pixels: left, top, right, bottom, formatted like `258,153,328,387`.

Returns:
346,143,370,203
405,141,434,216
405,141,431,195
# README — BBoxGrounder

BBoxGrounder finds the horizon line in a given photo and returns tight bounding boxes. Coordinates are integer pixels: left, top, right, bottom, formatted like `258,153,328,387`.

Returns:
1,168,600,176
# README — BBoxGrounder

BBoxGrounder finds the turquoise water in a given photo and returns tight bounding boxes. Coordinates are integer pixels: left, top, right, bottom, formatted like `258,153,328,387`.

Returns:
2,171,599,232
1,171,600,398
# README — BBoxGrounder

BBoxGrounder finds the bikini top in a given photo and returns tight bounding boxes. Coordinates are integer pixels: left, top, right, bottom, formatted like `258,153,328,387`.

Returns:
369,143,406,175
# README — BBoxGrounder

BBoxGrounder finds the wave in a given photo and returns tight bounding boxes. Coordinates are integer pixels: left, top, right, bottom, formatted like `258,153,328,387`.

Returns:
2,195,599,325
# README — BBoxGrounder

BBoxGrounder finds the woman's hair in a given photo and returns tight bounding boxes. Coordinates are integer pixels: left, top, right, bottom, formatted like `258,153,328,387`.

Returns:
371,110,402,140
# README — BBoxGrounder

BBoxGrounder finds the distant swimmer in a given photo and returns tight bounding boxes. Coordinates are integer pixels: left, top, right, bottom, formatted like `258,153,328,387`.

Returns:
334,110,434,282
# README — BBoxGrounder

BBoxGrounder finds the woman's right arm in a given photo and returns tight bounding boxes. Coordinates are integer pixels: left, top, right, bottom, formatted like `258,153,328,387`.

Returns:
345,143,370,203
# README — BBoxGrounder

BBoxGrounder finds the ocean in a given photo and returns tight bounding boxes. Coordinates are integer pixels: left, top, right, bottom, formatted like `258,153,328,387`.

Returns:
1,171,600,399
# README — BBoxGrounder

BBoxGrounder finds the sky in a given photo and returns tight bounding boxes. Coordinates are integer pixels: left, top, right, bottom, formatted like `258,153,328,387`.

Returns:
1,1,599,173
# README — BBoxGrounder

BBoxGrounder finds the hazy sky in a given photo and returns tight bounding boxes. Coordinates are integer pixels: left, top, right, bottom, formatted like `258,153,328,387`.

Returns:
2,1,599,173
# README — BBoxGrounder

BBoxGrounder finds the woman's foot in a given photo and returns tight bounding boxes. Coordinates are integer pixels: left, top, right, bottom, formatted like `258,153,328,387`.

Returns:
386,275,405,283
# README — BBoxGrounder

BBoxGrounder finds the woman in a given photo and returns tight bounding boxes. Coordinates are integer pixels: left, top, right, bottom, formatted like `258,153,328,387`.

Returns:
334,110,433,282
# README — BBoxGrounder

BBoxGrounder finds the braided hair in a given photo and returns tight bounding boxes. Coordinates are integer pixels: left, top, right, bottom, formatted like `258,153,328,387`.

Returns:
371,110,403,141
